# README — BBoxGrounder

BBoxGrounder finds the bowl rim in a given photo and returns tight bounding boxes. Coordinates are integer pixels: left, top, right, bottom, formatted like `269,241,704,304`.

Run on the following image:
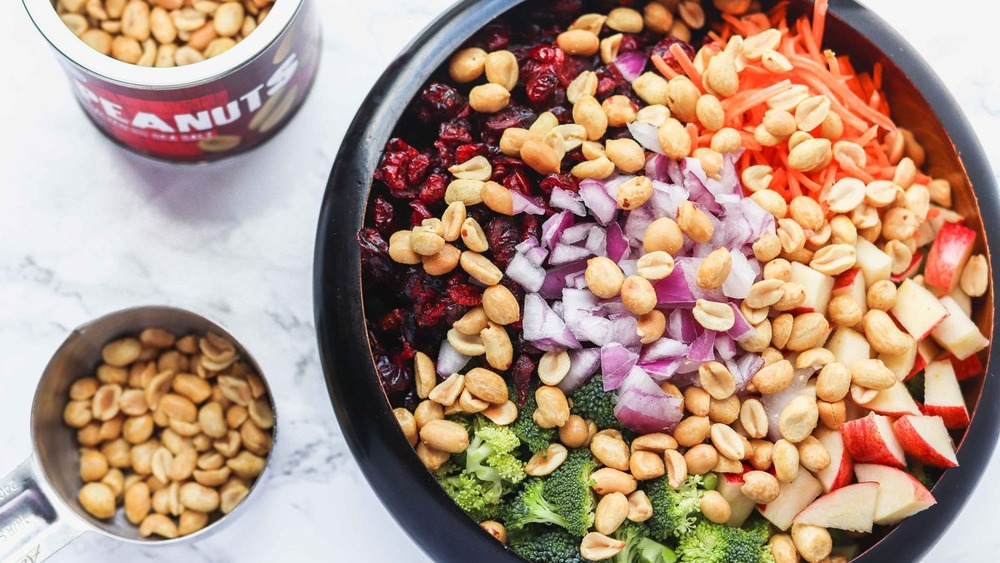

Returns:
313,1,1000,561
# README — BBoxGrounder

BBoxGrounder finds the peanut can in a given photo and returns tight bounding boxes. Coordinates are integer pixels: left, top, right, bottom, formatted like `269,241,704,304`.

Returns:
23,0,320,162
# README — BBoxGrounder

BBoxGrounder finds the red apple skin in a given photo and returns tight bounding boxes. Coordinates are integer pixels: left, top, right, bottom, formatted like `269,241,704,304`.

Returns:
891,252,925,284
815,428,854,492
833,267,862,292
854,463,937,525
948,353,984,381
841,414,906,468
892,416,959,468
924,223,977,292
923,404,971,430
906,353,928,381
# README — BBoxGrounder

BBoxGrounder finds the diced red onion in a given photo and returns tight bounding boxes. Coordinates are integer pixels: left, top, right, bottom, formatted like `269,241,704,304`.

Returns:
523,293,582,351
614,51,647,82
541,210,575,249
579,180,618,226
653,268,696,307
614,367,684,434
624,205,656,247
562,222,597,245
601,343,640,391
627,122,664,155
549,242,593,265
640,337,689,362
730,353,763,391
557,348,602,393
650,180,688,218
505,253,546,293
511,191,546,215
607,315,641,348
726,303,756,342
540,261,587,299
525,246,549,267
515,237,539,254
639,357,685,381
550,187,588,216
585,226,607,257
605,222,630,262
666,309,698,342
689,329,717,361
436,341,470,378
714,333,738,361
722,249,756,299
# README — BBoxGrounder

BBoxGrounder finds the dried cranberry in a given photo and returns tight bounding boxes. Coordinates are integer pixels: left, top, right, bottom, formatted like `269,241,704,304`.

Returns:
511,355,537,407
447,283,483,307
380,308,408,332
358,228,401,289
503,169,534,197
418,173,447,205
521,214,543,243
552,0,583,19
481,23,510,51
454,143,486,163
539,173,580,194
525,66,560,104
372,196,398,236
618,34,642,53
483,105,537,142
415,300,465,328
375,353,411,394
595,64,629,98
409,200,433,226
557,56,591,87
651,38,695,74
417,83,466,123
374,138,421,197
439,118,473,147
548,105,572,124
405,153,431,187
528,44,565,67
485,216,520,270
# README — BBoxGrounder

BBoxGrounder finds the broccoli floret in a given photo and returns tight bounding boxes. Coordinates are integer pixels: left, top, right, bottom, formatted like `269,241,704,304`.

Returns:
676,520,775,563
439,472,504,522
644,474,706,541
466,416,526,490
542,447,599,536
614,520,677,563
570,375,623,431
512,390,557,453
506,479,571,532
509,527,590,563
436,415,525,522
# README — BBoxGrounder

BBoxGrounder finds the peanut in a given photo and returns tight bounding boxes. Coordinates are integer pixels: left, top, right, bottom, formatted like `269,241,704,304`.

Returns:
741,470,780,504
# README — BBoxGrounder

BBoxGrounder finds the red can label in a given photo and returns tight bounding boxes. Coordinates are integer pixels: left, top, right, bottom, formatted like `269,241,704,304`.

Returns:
59,0,320,162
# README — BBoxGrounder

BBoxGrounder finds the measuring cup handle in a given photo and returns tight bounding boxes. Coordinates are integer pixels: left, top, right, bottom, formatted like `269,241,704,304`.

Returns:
0,457,82,563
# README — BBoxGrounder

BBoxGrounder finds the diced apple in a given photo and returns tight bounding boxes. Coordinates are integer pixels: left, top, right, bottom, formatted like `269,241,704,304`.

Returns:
947,352,984,382
949,287,973,317
917,338,942,365
931,297,989,360
892,415,959,468
758,469,824,531
923,360,970,429
878,336,917,381
716,472,756,527
841,412,906,468
854,464,937,525
814,428,854,493
925,223,976,292
792,482,878,532
832,267,868,320
866,382,921,417
790,262,835,315
826,326,871,369
891,252,925,283
890,279,950,340
855,238,892,286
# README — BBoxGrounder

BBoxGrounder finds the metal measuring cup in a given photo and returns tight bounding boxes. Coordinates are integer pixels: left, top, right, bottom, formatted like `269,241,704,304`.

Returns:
0,306,277,563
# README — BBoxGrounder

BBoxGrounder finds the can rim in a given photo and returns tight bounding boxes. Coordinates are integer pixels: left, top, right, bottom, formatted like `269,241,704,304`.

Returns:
23,0,303,89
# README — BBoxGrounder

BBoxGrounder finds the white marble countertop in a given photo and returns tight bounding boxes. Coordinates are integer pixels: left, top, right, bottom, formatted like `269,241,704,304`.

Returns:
0,1,997,561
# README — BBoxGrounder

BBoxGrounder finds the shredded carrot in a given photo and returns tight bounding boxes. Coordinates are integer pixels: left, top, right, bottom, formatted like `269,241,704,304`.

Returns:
669,0,912,205
651,54,680,80
669,43,704,91
812,0,829,46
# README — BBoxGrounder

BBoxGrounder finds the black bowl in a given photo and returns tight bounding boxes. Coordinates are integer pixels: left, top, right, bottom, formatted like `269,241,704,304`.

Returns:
314,1,999,561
